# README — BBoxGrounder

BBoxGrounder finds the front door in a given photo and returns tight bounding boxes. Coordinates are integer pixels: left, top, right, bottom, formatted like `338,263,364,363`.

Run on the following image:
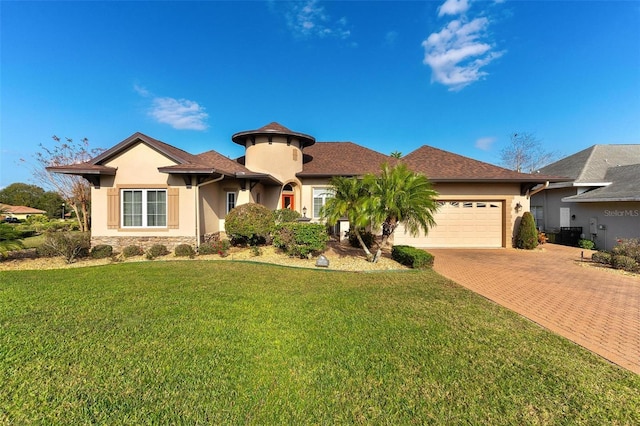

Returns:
282,194,294,210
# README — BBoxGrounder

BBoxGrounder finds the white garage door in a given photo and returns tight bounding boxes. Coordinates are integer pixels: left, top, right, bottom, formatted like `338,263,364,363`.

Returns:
394,201,503,248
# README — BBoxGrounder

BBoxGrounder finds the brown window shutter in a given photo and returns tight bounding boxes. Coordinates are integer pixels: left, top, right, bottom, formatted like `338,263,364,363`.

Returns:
168,188,179,229
107,188,119,229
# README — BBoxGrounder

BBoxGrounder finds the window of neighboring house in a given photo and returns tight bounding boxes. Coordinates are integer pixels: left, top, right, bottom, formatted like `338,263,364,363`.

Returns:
313,187,334,218
226,192,236,214
121,189,167,227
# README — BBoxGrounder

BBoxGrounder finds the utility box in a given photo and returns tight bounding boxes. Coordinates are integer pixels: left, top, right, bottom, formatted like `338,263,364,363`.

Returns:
589,217,598,234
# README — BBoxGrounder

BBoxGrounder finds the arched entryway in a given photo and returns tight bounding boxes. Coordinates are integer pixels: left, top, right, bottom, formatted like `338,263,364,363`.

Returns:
281,183,295,210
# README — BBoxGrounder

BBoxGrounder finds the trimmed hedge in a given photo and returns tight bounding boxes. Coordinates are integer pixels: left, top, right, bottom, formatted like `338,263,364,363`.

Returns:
174,244,196,258
272,222,328,258
591,251,611,265
515,212,538,250
122,245,144,258
224,203,275,246
90,244,113,259
146,244,169,260
391,245,434,269
198,239,231,256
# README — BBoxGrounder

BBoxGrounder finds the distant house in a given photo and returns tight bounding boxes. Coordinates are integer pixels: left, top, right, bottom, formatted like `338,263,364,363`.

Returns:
0,204,47,221
48,122,559,251
530,145,640,250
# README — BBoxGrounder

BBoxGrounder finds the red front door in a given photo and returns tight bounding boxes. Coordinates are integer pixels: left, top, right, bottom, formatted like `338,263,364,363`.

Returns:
282,194,294,210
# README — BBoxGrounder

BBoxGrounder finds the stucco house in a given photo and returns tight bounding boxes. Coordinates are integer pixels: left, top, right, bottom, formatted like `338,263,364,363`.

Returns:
0,204,47,221
530,144,640,251
48,122,557,251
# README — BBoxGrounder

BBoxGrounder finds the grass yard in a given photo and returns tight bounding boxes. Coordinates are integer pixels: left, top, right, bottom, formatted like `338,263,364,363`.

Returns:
1,261,638,424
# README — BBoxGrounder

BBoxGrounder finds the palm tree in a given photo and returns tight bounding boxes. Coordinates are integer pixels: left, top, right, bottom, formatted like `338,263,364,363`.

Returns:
365,163,439,262
320,176,375,261
390,150,402,158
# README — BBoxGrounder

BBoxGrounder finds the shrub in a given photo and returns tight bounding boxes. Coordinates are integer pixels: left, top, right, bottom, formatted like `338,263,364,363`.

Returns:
515,212,538,250
611,238,640,263
391,245,434,269
175,244,196,258
591,251,612,265
122,245,144,258
611,255,638,272
37,231,90,264
225,203,275,246
146,244,169,260
348,229,375,249
273,223,328,258
273,209,301,224
90,244,113,259
578,239,595,250
198,239,231,256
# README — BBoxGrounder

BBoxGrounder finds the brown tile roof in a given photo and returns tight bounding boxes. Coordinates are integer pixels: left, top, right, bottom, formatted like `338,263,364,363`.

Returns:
0,204,46,214
298,142,397,177
402,145,563,183
232,122,316,148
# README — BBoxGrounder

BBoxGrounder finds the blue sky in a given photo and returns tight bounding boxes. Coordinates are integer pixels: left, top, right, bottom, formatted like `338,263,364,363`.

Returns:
2,0,639,189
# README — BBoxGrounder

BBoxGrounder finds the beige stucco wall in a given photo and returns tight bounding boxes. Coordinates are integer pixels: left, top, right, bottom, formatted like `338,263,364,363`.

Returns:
243,136,303,184
92,143,197,245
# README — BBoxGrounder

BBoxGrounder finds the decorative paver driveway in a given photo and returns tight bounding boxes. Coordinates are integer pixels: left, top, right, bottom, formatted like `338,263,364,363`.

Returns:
429,244,639,375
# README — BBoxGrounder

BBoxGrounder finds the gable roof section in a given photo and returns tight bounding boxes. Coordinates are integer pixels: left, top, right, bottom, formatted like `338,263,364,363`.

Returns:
402,145,559,183
297,142,397,177
562,164,640,202
538,144,640,184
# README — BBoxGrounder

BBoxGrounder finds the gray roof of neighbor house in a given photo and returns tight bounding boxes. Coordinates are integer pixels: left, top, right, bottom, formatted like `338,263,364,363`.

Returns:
537,144,640,183
402,145,561,183
562,164,640,202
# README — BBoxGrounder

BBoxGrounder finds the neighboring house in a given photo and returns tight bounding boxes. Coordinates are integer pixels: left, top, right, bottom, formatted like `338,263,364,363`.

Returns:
530,145,640,250
0,204,47,221
48,122,558,250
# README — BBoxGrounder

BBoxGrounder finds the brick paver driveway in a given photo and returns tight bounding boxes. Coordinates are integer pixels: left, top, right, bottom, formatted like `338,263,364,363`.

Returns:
429,244,639,375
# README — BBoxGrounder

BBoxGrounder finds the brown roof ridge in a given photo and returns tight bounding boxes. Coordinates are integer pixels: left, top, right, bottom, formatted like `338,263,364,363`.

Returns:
90,132,199,166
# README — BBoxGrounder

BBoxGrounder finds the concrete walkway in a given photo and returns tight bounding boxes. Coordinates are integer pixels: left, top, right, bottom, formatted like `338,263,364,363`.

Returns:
429,244,639,375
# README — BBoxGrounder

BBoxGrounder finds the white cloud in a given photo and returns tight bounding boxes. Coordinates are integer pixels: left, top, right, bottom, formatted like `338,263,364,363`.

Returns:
134,84,209,131
475,136,496,150
438,0,470,17
423,1,505,91
149,97,209,131
284,0,350,39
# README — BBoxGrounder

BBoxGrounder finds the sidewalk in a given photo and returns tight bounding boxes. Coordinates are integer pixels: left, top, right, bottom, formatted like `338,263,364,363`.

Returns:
429,244,640,375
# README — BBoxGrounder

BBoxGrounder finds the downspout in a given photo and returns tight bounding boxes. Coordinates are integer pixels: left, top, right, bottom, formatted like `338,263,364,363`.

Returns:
195,174,225,248
527,181,549,199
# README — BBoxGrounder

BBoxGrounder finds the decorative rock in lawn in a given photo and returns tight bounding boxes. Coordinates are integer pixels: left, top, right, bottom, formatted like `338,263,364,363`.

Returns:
315,254,330,268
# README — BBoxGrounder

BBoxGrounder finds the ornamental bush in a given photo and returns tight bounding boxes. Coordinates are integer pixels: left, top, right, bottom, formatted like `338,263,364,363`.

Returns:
198,239,231,256
224,203,275,246
591,251,612,265
611,255,638,272
391,245,434,269
578,239,595,250
174,244,196,258
146,244,169,260
272,223,328,258
611,238,640,263
37,231,90,264
515,212,538,250
90,244,113,259
122,245,144,258
273,209,301,225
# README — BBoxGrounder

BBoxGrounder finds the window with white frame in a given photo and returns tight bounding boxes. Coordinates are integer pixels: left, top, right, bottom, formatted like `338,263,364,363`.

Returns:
121,189,167,227
313,187,334,218
531,205,544,230
226,192,236,214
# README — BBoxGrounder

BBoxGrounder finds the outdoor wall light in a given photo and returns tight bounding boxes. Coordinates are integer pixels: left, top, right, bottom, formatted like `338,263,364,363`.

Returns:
515,202,522,212
572,214,576,220
302,206,307,218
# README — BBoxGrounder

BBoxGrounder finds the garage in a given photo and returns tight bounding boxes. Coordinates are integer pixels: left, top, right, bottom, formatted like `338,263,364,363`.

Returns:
394,200,504,248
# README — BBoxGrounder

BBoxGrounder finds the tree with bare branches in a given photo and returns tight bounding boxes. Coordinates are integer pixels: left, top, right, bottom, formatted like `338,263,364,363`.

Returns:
500,132,558,173
27,136,103,232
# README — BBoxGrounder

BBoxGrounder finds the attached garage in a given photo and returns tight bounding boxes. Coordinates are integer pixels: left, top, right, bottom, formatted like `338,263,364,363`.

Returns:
394,200,504,248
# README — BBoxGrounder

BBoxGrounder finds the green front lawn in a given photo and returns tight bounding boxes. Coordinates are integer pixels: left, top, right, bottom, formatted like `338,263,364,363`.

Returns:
1,262,638,424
